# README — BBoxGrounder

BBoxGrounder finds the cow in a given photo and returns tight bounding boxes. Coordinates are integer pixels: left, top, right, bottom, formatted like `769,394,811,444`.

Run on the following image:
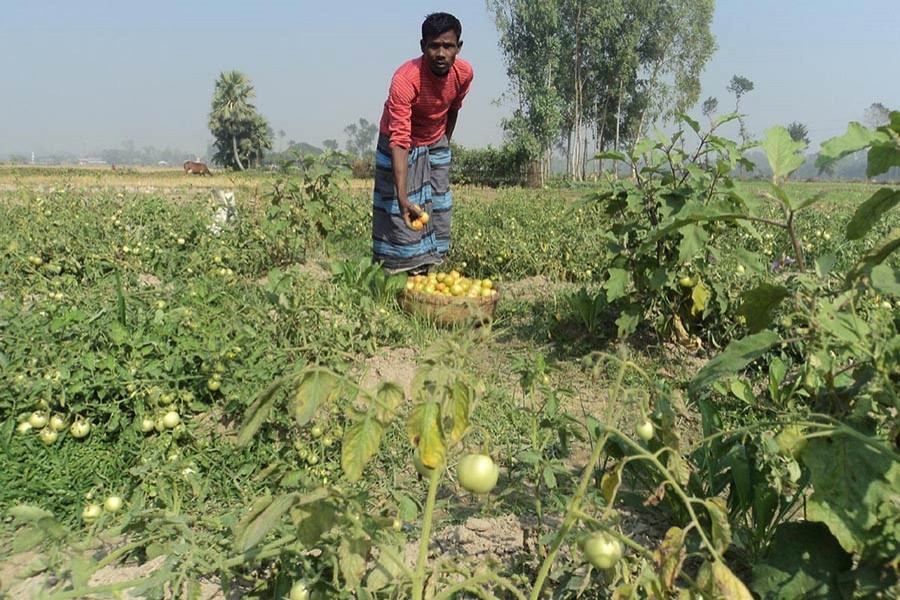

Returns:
183,160,212,176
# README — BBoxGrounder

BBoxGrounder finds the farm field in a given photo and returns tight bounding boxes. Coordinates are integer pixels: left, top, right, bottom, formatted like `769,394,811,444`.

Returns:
1,142,898,599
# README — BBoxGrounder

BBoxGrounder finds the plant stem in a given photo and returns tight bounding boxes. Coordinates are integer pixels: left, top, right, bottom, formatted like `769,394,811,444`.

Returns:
433,572,528,600
412,466,442,600
528,360,627,599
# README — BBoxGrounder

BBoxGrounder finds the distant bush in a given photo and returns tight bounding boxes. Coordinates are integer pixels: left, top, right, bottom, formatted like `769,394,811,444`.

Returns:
451,143,531,187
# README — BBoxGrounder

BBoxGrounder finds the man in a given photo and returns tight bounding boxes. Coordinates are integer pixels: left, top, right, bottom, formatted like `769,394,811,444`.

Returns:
372,12,473,275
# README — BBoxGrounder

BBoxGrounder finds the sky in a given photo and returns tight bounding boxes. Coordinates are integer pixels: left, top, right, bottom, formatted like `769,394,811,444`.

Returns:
1,0,898,159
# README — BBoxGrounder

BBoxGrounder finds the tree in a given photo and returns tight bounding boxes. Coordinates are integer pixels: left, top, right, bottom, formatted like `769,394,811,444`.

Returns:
786,121,810,145
864,102,891,128
209,71,272,170
343,118,378,157
728,74,754,146
701,96,718,121
278,129,286,151
322,139,339,152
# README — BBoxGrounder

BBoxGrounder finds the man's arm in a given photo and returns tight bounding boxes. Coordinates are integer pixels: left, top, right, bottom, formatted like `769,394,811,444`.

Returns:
446,109,459,142
392,146,421,225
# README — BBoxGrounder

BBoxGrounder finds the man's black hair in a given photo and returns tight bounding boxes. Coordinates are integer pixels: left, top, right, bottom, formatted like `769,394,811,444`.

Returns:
422,12,462,42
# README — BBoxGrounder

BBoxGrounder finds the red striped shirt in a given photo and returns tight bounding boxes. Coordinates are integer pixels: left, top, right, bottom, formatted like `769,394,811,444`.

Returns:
379,56,474,150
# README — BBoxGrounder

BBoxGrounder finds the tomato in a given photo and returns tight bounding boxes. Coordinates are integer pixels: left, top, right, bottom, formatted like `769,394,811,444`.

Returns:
16,422,33,435
289,582,310,600
410,219,424,231
29,411,48,429
82,503,102,522
482,278,493,289
636,420,655,441
419,211,430,224
70,419,91,439
49,415,66,432
678,276,694,288
392,518,402,532
582,532,623,570
104,496,123,513
775,426,807,458
457,454,499,494
310,425,323,438
40,428,58,445
162,411,181,429
736,264,745,275
322,435,334,448
140,417,155,433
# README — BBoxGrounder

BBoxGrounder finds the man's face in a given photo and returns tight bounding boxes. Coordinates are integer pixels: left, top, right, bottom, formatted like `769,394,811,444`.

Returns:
421,30,462,77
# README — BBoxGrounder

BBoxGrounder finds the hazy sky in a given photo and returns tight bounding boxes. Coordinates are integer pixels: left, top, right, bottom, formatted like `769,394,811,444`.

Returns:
1,0,897,159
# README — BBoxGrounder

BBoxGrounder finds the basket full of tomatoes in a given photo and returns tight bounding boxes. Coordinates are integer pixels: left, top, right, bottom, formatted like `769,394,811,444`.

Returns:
400,269,499,327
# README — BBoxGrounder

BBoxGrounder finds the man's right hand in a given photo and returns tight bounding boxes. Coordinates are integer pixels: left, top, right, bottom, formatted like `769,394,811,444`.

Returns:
399,199,422,228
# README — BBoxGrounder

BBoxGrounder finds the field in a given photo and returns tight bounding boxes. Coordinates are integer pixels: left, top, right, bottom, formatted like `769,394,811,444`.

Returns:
1,144,898,600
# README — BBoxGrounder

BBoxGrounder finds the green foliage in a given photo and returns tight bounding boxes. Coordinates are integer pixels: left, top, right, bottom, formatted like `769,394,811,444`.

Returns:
208,70,273,170
450,142,531,187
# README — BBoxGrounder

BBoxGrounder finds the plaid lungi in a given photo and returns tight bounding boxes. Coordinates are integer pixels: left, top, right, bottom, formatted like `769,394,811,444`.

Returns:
372,133,452,273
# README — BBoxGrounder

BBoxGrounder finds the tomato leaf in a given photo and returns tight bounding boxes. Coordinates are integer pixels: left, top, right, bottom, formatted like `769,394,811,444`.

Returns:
689,331,781,398
697,560,754,600
338,534,371,590
736,284,789,333
341,416,384,482
653,526,687,592
407,402,446,469
294,368,338,426
373,381,404,424
236,376,289,447
443,381,471,446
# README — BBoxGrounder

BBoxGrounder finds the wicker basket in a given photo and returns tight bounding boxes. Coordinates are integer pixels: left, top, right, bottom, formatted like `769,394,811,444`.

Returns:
399,287,500,327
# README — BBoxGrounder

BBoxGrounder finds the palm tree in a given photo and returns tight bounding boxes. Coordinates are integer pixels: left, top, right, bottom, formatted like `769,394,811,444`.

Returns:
209,71,257,171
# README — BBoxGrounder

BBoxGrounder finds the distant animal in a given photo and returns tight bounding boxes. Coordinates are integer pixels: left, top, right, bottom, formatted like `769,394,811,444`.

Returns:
183,160,212,176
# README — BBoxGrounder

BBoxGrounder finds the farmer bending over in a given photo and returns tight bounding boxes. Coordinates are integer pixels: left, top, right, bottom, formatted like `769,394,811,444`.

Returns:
372,12,473,275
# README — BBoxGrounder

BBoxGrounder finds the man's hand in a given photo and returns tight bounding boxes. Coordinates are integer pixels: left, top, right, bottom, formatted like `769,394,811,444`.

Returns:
399,199,423,228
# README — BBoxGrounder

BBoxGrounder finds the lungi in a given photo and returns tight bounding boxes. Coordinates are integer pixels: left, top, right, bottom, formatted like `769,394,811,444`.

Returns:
372,133,452,273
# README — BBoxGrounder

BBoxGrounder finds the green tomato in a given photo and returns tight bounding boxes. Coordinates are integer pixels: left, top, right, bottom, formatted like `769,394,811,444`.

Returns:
289,582,310,600
140,417,155,433
162,411,181,429
310,425,323,438
457,453,499,494
775,427,807,458
104,496,123,513
49,414,67,432
82,503,102,523
678,276,694,288
583,532,623,570
636,420,655,441
207,379,220,392
70,419,91,439
40,427,58,445
29,411,48,429
17,422,33,435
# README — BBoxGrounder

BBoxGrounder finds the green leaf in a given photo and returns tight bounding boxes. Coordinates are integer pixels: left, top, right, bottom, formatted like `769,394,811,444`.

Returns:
615,304,641,338
795,192,826,211
341,416,384,482
407,402,446,469
697,561,754,600
233,489,327,553
9,505,55,523
736,284,790,333
680,113,702,135
236,376,288,447
803,435,900,556
845,188,900,240
867,143,900,177
689,331,781,398
815,254,836,279
339,535,371,590
690,280,711,317
816,122,876,169
762,126,806,182
871,264,900,296
605,268,629,302
751,522,852,600
705,498,732,554
678,224,709,262
596,151,629,162
294,368,338,426
443,382,471,446
846,227,900,284
373,381,403,424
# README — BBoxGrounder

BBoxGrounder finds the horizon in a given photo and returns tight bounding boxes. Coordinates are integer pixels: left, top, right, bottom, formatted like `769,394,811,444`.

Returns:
1,0,897,161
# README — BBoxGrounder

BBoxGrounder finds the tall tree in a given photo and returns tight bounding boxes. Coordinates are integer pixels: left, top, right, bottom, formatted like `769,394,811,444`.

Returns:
786,121,810,145
343,118,378,157
208,71,272,170
489,0,564,182
322,139,339,152
728,74,754,146
864,102,891,128
701,96,718,122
